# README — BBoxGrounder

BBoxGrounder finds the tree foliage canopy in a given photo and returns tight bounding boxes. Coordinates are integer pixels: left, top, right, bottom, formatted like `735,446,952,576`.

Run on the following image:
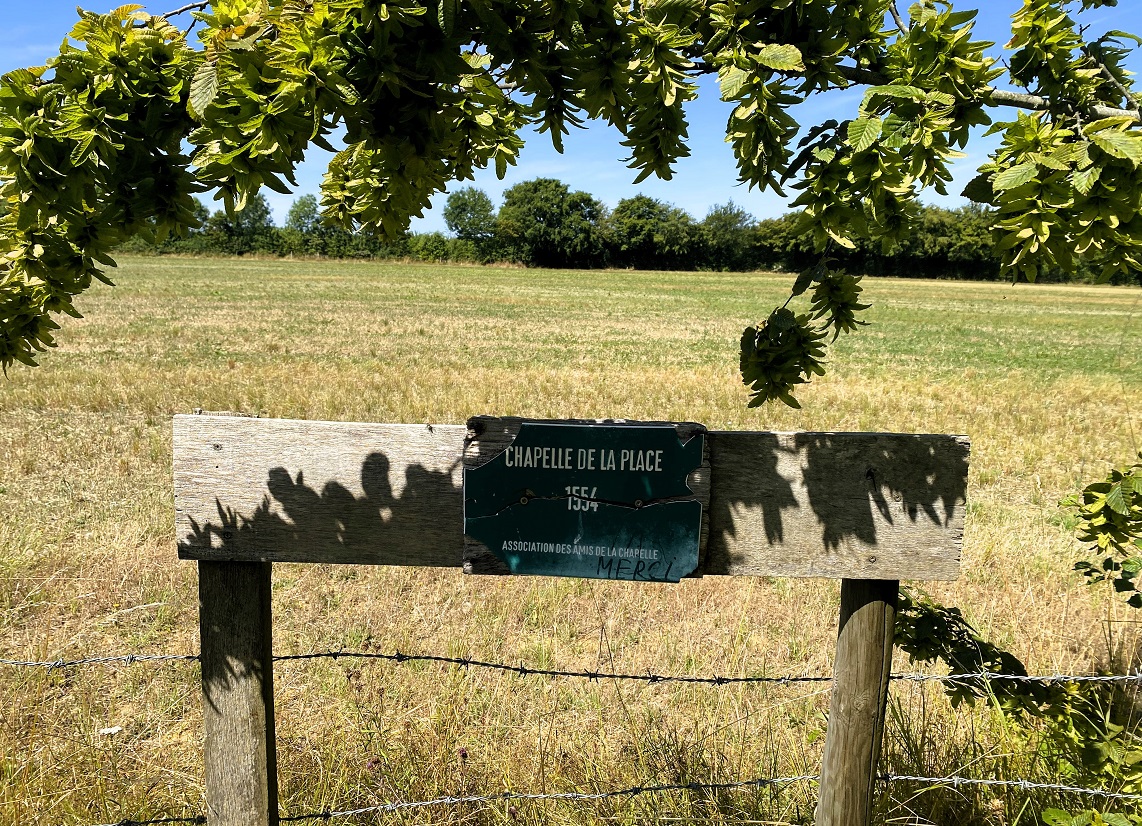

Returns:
496,178,608,267
443,186,497,245
608,194,701,269
1,0,1140,404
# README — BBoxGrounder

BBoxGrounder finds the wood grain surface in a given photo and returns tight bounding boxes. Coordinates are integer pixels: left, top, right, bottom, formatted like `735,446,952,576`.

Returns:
199,560,278,826
174,415,968,580
816,579,899,826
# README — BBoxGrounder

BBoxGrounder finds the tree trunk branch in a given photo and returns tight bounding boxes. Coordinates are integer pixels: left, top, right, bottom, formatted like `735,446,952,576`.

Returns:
834,64,1141,122
162,1,209,19
889,4,909,37
1081,45,1139,112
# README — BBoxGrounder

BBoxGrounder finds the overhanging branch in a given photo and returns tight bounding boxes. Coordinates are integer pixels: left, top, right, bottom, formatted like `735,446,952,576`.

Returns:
1081,44,1139,113
161,1,209,18
835,64,1141,122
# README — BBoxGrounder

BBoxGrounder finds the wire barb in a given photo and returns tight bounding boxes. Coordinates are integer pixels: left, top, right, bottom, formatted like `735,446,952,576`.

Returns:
0,654,199,669
882,774,1142,802
6,649,1142,689
277,775,821,822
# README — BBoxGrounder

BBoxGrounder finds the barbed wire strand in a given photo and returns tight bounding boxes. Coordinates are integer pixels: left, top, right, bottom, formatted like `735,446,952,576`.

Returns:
94,817,205,826
274,650,837,684
73,772,1142,822
101,774,1140,826
895,671,1142,685
278,775,821,822
0,654,199,669
5,650,1142,687
882,774,1142,802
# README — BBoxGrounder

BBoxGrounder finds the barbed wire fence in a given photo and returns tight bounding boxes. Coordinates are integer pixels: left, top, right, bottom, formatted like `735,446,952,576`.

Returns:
5,648,1142,826
7,649,1142,685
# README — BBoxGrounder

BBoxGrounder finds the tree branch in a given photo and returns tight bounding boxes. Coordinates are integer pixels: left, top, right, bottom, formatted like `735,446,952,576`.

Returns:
162,1,209,18
1081,45,1139,113
834,63,1141,122
889,3,909,37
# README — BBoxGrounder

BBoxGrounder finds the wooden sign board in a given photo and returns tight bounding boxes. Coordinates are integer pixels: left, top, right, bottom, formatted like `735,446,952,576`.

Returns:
462,418,708,582
173,414,969,581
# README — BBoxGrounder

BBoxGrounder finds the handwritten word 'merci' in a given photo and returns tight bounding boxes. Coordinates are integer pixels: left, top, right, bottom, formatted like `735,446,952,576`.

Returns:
503,446,665,472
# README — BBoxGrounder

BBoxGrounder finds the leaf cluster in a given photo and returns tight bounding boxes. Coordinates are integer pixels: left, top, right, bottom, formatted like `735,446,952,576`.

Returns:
738,261,871,408
962,2,1142,282
739,306,825,408
0,6,199,368
809,270,870,339
1068,456,1142,608
897,587,1142,796
895,589,1050,711
1043,811,1135,826
968,113,1142,281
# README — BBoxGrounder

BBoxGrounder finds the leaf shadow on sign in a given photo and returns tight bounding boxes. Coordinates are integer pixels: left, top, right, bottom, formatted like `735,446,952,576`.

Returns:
704,433,968,571
178,432,968,574
178,450,465,568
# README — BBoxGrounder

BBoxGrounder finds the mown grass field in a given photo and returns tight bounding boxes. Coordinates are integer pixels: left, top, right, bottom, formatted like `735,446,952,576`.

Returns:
1,256,1140,826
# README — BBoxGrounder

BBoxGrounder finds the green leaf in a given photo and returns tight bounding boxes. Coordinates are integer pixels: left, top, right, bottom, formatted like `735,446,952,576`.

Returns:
69,134,95,166
769,307,796,333
993,162,1038,191
790,264,817,297
1073,164,1101,195
1106,480,1132,515
1083,116,1138,134
847,116,882,153
863,85,926,103
1090,130,1142,165
755,44,804,72
1041,810,1075,826
188,61,219,120
961,172,996,204
437,0,456,36
1104,30,1142,46
719,66,748,100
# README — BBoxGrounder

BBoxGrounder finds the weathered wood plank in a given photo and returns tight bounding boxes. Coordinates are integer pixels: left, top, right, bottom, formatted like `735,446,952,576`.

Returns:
200,560,278,826
816,579,898,826
174,415,968,580
705,431,968,581
175,416,465,567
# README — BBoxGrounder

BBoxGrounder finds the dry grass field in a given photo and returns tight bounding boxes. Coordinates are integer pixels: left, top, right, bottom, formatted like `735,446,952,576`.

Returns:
1,256,1140,826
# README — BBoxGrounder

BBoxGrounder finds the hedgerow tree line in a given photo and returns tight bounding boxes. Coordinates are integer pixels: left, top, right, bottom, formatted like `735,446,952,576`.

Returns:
128,179,1098,282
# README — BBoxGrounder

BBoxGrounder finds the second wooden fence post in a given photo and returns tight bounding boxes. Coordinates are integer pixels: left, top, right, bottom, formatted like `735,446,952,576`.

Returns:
816,578,899,826
199,560,279,826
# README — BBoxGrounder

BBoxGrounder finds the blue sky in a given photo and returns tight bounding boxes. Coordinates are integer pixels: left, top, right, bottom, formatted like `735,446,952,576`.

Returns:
2,2,1141,231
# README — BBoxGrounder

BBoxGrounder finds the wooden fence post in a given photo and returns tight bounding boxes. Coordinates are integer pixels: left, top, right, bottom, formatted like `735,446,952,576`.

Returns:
816,578,899,826
199,560,279,826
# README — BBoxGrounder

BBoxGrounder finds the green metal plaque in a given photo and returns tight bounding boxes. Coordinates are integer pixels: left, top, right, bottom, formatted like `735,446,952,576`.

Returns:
464,421,705,582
